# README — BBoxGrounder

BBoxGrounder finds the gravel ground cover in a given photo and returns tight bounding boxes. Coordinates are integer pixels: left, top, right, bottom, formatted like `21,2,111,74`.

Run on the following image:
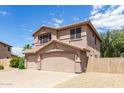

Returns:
55,72,124,88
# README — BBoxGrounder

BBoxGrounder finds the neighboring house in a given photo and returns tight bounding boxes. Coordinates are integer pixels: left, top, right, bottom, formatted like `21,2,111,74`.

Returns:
24,20,101,73
0,41,12,59
11,54,18,58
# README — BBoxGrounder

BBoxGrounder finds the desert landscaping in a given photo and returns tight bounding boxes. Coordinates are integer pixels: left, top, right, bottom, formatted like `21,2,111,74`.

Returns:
55,72,124,88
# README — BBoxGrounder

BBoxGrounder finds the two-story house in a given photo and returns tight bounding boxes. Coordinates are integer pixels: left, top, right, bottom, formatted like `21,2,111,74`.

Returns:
0,41,12,59
24,20,101,73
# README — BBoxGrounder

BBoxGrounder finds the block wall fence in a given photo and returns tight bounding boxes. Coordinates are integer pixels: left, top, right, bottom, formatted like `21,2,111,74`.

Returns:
87,58,124,74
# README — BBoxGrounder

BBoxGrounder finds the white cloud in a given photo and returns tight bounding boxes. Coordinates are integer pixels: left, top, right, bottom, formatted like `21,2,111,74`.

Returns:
53,23,60,27
49,11,64,18
48,11,65,27
52,18,64,24
0,11,9,16
47,18,64,27
111,6,124,15
90,5,124,30
73,16,80,21
91,5,105,15
12,47,23,56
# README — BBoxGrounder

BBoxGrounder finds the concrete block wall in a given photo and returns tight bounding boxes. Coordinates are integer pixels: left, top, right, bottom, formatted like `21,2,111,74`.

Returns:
87,58,124,74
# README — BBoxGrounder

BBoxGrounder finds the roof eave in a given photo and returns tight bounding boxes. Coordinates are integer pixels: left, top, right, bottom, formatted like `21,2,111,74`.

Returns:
87,21,101,41
32,26,57,36
0,42,12,47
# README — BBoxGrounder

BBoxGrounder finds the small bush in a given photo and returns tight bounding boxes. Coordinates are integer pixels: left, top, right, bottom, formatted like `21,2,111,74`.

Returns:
10,57,25,69
0,65,4,70
18,58,25,69
10,57,19,68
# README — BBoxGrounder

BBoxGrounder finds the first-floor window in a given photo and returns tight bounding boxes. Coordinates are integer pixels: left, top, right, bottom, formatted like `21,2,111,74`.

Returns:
39,33,51,45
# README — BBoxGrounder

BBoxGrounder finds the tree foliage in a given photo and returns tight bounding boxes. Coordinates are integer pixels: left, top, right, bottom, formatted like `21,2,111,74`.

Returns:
23,44,32,51
10,57,20,68
100,29,124,57
18,57,25,69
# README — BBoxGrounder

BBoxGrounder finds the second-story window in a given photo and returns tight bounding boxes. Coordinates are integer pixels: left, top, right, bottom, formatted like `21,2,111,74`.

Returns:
39,33,51,45
70,27,81,39
8,47,11,52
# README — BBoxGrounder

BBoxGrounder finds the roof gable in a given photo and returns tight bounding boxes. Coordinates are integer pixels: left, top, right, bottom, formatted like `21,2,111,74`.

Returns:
33,26,57,36
32,20,101,41
24,40,89,54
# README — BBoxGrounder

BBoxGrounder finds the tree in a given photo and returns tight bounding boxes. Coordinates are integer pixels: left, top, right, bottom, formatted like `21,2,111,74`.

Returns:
23,44,32,51
100,29,124,57
112,30,124,56
100,31,115,57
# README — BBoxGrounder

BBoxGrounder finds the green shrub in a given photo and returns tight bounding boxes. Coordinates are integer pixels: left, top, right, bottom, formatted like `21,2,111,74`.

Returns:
10,57,19,68
0,65,4,70
18,58,25,69
10,57,25,69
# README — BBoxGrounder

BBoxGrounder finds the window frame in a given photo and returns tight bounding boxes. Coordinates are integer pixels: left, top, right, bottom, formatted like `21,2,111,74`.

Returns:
8,47,11,52
39,33,51,45
70,27,81,40
70,29,75,39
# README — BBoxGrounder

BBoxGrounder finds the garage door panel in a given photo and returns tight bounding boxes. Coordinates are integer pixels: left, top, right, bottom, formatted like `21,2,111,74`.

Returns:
57,63,74,72
42,65,57,71
41,52,75,73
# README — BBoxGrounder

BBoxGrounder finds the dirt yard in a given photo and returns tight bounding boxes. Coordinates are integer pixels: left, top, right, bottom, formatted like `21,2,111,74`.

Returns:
55,72,124,88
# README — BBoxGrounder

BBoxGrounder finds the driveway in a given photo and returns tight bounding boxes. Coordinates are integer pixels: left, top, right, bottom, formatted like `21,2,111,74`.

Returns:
0,69,78,88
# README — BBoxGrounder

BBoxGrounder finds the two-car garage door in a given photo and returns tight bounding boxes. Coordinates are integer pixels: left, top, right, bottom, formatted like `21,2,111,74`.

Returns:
41,52,75,73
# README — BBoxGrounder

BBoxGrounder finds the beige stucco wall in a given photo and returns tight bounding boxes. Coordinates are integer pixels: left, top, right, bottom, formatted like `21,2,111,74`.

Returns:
26,23,101,73
26,42,88,73
34,28,57,47
33,24,100,58
58,25,87,48
85,25,100,57
0,43,11,59
26,54,39,69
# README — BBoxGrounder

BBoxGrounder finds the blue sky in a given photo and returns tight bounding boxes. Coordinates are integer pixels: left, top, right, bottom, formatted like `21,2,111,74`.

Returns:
0,5,124,56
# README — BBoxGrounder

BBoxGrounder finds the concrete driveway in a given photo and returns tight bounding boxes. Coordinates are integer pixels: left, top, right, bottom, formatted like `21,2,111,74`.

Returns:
0,69,78,88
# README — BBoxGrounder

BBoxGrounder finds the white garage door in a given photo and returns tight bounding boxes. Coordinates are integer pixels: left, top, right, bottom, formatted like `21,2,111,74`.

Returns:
41,52,75,73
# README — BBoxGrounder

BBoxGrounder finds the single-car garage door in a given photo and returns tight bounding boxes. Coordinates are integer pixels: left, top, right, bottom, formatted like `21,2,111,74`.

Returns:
41,52,75,73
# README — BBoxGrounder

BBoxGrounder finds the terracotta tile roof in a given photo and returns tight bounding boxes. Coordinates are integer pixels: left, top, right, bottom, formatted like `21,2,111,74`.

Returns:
24,40,90,54
32,20,101,41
